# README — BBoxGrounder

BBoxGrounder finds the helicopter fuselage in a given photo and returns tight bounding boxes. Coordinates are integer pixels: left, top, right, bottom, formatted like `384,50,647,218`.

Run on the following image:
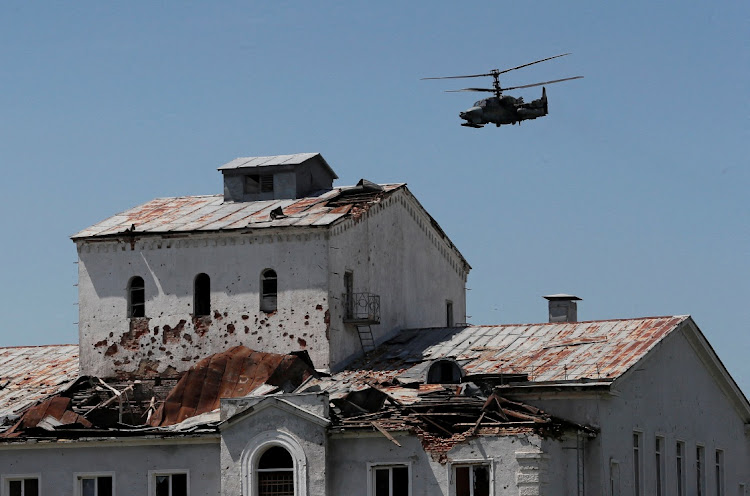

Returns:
459,90,548,128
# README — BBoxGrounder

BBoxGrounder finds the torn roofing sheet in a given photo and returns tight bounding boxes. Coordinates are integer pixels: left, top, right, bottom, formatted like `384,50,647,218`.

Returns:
0,345,79,422
148,346,315,427
71,184,405,239
316,316,689,392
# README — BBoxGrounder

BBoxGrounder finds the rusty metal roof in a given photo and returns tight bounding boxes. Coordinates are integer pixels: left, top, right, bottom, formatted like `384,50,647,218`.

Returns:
319,316,689,393
0,345,79,422
71,184,404,239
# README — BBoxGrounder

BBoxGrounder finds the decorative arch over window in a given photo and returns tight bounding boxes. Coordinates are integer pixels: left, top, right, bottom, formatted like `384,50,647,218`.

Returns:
128,276,145,318
242,430,307,496
260,269,277,313
427,359,463,384
194,273,211,316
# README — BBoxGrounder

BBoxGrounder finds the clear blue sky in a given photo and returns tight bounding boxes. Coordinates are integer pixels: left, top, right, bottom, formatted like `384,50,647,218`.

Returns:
1,2,748,391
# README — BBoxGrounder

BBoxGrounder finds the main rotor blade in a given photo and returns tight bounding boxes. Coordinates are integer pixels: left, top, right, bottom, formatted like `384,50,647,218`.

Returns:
501,76,583,91
422,73,495,80
445,88,495,93
496,53,571,75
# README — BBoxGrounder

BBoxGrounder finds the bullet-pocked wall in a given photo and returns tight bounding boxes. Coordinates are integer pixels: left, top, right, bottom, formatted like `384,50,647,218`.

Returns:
76,230,331,378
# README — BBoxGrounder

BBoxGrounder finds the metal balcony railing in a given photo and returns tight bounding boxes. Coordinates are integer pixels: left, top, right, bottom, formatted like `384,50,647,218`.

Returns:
343,292,380,325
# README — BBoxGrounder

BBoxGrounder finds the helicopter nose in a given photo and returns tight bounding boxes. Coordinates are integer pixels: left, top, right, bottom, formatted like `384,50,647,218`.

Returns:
460,108,479,121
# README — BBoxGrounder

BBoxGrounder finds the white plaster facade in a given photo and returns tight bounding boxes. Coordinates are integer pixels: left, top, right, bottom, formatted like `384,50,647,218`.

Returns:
75,184,468,378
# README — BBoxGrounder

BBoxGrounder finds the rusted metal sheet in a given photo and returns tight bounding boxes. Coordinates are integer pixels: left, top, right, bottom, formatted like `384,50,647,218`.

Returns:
148,346,315,427
72,184,404,239
316,316,688,392
0,345,79,422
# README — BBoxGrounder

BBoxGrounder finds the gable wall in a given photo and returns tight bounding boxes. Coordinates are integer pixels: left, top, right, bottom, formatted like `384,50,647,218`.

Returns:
327,189,469,367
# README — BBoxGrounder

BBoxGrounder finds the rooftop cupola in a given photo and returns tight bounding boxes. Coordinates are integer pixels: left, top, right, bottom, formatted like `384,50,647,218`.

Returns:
218,152,339,202
543,294,581,323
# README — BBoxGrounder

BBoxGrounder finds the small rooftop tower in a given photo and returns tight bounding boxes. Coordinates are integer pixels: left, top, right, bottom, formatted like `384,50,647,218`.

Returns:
543,294,581,323
219,152,338,202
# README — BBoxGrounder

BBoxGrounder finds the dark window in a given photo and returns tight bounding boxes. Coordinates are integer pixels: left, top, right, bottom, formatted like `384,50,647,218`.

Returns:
128,276,145,317
676,442,685,496
427,360,462,384
633,432,642,496
80,476,113,496
446,301,454,327
194,273,211,316
373,466,409,496
697,446,705,496
257,446,294,496
456,465,490,496
260,269,277,312
344,271,354,318
715,450,724,496
155,473,188,496
8,478,38,496
245,174,274,194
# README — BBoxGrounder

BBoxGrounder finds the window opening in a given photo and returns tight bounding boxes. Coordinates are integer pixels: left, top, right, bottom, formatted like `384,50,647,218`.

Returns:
609,460,620,496
128,276,145,318
676,441,685,496
633,432,643,496
257,446,294,496
655,436,665,496
373,465,409,496
193,273,210,316
78,475,113,496
716,450,725,496
427,360,462,384
455,464,490,496
245,174,274,194
446,301,454,327
260,269,278,313
697,445,706,496
154,473,188,496
344,271,354,319
7,478,39,496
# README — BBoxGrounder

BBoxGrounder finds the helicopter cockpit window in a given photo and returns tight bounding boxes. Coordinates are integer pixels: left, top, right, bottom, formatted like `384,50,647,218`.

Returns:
474,100,484,108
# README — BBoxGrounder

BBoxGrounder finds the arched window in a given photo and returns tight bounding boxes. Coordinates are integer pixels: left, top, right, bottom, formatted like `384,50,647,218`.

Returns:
194,273,211,316
427,359,463,384
257,446,294,496
128,276,145,318
260,269,277,312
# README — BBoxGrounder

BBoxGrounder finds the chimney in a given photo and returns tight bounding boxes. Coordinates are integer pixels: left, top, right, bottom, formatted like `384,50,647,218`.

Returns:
543,294,581,323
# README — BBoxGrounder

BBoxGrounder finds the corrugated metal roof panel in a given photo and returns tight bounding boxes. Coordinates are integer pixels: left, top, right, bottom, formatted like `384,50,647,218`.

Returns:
218,153,321,170
322,316,688,390
0,345,79,421
72,185,405,239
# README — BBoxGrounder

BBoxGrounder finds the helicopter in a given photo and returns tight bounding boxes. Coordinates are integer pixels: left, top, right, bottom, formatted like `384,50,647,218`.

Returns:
422,53,582,128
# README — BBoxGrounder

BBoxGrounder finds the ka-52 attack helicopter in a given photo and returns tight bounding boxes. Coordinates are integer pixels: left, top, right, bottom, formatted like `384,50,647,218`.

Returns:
422,53,583,128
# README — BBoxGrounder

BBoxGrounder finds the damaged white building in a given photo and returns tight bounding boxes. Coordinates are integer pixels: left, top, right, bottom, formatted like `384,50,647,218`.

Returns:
0,153,748,496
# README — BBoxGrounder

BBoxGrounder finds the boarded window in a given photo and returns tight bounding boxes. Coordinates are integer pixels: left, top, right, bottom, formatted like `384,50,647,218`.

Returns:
260,269,277,312
258,446,294,496
373,465,409,496
79,476,113,496
455,464,490,496
128,276,145,318
155,473,188,496
194,273,211,316
8,478,39,496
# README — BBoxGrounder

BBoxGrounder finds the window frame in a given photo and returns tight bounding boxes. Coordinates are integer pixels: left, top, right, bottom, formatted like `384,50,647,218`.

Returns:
73,472,116,496
609,459,620,496
446,300,454,327
632,430,643,496
260,269,278,313
241,431,307,496
148,470,190,496
448,459,494,496
2,474,41,496
655,435,666,496
697,444,706,496
715,449,725,496
367,461,412,496
676,440,686,496
127,276,145,318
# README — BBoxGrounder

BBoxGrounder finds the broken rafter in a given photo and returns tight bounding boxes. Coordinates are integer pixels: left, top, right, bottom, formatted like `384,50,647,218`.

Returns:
370,421,402,447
